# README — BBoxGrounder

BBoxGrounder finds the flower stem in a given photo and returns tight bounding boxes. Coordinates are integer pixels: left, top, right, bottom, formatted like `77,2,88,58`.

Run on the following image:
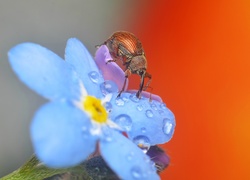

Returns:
0,154,92,180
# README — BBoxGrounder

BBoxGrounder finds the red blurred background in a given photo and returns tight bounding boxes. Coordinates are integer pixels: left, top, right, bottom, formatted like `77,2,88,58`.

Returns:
129,0,250,179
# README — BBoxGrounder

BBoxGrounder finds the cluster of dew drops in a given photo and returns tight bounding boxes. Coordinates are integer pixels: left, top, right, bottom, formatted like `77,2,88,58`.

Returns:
88,67,174,178
88,70,175,148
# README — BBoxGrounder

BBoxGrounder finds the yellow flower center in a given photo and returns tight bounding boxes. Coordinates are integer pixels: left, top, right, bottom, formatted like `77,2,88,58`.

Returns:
83,95,108,123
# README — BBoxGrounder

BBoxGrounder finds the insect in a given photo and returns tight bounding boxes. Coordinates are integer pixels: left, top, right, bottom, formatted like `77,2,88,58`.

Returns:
101,31,152,98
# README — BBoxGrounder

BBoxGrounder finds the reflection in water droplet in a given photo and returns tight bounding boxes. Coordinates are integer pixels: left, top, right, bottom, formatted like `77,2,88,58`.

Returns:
131,166,142,179
146,109,154,118
88,71,100,83
163,118,174,135
105,102,112,112
114,114,132,131
137,105,143,111
129,93,139,103
150,103,157,110
133,135,150,153
115,97,124,106
100,80,118,95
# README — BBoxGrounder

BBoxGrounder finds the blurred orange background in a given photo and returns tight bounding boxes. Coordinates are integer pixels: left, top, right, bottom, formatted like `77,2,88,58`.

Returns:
129,0,250,179
1,1,250,179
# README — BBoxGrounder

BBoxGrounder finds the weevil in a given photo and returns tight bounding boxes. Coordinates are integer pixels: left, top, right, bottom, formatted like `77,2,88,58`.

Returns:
101,31,152,98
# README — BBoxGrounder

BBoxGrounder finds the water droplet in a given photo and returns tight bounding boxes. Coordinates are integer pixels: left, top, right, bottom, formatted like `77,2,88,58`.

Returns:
115,97,124,106
163,118,174,135
160,103,167,109
129,93,139,103
122,96,129,102
137,105,143,111
141,127,146,133
127,151,135,161
105,102,112,112
81,126,89,138
158,110,165,116
131,166,142,179
133,135,150,153
150,103,157,110
88,71,100,83
103,130,113,142
114,114,132,131
100,80,118,95
146,109,154,118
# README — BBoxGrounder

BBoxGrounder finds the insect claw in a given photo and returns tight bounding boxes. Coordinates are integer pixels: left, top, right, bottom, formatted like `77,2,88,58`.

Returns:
117,91,122,98
136,91,142,99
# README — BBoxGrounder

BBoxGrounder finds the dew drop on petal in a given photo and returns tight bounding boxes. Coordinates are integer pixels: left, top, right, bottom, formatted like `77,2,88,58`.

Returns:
162,118,174,135
146,109,154,118
158,110,165,116
88,71,100,83
141,127,146,133
102,127,113,142
129,93,140,103
100,80,118,95
150,103,157,110
137,105,143,111
81,126,89,138
114,114,132,131
105,102,112,112
131,166,142,179
127,151,135,161
115,97,124,106
133,135,150,153
160,102,167,109
122,96,129,102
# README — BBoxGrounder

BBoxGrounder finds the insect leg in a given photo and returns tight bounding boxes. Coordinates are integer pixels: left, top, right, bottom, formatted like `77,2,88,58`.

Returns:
117,69,131,97
136,74,145,98
143,72,152,91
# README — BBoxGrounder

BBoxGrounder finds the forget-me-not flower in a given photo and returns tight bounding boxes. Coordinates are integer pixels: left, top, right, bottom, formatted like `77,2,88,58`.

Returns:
8,38,161,180
8,38,175,179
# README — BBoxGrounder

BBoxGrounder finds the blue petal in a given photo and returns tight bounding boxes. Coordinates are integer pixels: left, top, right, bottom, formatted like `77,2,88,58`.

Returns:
30,101,98,168
100,130,160,180
109,92,176,145
65,38,104,98
8,43,81,100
